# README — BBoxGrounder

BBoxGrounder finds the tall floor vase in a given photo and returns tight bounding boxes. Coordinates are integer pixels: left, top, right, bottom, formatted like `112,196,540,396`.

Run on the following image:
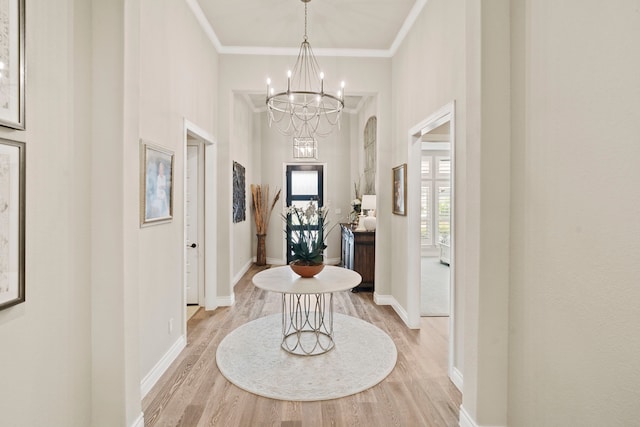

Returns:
256,234,267,266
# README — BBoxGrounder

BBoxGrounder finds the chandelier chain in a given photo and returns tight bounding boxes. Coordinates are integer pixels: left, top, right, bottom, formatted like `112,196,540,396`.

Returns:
304,1,308,41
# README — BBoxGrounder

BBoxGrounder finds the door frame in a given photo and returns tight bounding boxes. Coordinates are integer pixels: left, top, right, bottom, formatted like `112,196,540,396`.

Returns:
183,119,216,336
185,142,204,305
407,101,460,390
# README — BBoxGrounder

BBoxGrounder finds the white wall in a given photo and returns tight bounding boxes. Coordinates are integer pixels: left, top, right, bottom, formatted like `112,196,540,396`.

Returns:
137,0,218,386
218,54,392,294
508,0,640,425
391,0,467,377
231,94,257,281
355,97,378,195
0,0,92,426
257,111,353,265
0,1,219,424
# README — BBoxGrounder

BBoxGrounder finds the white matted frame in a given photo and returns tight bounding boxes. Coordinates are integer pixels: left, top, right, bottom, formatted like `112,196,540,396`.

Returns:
0,0,25,130
0,138,25,310
140,140,175,226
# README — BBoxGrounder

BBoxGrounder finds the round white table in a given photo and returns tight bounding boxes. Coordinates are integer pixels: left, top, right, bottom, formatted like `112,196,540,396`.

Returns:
252,265,362,356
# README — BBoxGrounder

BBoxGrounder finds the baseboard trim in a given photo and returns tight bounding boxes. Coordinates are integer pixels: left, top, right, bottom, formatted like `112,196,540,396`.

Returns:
325,257,341,265
232,258,254,287
373,292,394,306
204,302,218,311
216,293,235,307
450,366,463,391
459,407,477,427
458,406,505,427
373,293,420,329
140,335,186,398
130,412,144,427
266,257,285,266
393,298,419,329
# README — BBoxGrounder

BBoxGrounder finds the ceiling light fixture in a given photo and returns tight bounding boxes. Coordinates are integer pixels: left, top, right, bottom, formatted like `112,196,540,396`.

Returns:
266,0,345,139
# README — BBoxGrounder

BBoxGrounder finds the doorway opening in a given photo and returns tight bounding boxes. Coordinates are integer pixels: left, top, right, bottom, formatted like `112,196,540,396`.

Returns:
420,133,451,317
284,164,324,264
186,141,203,320
183,120,216,336
407,102,460,390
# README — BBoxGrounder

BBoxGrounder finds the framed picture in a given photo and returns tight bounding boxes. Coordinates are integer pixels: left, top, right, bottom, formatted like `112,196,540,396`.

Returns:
0,138,25,310
232,161,246,223
0,0,26,130
392,163,407,216
141,141,174,226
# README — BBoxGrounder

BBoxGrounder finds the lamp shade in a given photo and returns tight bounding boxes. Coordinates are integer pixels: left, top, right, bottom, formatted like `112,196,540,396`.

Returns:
361,194,376,211
361,194,377,231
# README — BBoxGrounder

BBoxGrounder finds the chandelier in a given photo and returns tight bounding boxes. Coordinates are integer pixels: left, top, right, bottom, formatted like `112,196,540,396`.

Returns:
266,0,345,139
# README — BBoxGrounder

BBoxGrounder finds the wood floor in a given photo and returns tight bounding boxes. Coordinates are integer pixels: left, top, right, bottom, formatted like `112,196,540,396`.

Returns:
142,264,461,426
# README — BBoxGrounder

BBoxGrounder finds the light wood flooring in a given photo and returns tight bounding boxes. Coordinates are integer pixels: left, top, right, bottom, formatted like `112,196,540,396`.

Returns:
187,305,201,321
143,264,461,426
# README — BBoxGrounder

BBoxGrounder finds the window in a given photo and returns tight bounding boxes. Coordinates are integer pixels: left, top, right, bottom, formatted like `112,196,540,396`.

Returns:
421,151,450,251
421,156,433,246
290,170,319,196
438,183,450,241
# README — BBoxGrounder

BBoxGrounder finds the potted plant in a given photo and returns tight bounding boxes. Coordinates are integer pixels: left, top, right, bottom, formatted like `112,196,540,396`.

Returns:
283,201,337,277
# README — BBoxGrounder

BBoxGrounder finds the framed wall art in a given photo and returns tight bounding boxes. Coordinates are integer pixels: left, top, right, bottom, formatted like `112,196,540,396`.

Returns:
0,0,26,130
392,163,407,216
232,161,246,223
141,141,174,226
0,138,25,310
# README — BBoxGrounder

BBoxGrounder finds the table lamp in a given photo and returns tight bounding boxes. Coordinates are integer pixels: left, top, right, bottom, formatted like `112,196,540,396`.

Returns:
360,194,377,231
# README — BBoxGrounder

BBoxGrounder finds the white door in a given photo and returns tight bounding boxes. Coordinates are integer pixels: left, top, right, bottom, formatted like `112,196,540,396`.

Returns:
186,145,200,304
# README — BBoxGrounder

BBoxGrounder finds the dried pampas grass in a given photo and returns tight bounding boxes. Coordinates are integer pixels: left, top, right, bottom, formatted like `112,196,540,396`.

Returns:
250,184,281,235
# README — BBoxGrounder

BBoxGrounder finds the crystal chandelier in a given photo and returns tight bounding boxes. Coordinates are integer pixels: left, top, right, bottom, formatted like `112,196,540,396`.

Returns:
266,0,345,139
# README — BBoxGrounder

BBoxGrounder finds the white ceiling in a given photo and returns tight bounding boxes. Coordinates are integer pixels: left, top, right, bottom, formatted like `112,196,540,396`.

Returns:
191,0,426,112
190,0,426,56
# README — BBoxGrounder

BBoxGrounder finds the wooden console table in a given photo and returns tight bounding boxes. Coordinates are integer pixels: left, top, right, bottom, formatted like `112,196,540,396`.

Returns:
340,224,375,292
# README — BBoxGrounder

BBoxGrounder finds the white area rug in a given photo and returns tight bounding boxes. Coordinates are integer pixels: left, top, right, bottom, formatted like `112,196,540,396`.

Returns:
216,313,397,401
421,256,450,316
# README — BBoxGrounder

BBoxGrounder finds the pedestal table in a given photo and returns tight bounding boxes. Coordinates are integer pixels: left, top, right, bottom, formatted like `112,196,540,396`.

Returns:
252,265,362,356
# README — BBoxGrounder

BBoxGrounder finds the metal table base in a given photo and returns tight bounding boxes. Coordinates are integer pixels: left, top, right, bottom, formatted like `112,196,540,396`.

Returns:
281,292,334,356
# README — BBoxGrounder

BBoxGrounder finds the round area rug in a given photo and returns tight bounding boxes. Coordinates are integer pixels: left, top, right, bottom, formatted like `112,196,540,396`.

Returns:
216,313,397,401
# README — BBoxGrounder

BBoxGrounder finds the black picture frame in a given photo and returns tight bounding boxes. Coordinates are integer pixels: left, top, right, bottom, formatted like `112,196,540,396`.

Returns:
233,161,246,223
392,163,407,216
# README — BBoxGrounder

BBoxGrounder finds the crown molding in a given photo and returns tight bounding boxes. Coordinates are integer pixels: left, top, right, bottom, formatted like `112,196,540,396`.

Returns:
240,93,267,114
389,0,428,56
219,45,391,58
187,0,429,59
186,0,223,51
343,95,370,115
